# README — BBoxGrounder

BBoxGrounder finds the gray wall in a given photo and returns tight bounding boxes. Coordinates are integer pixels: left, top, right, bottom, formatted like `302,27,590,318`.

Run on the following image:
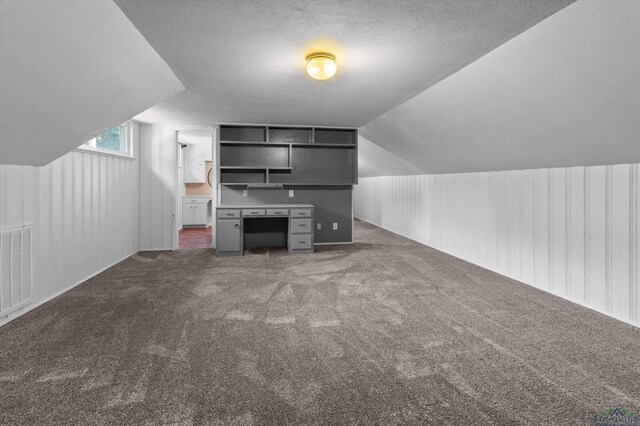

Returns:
220,186,352,244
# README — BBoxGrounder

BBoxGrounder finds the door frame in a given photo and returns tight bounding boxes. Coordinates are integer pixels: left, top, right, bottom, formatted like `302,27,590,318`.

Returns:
171,125,216,250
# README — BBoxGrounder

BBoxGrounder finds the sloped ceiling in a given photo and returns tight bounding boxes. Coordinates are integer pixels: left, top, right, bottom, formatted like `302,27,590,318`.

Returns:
0,0,184,166
360,0,640,175
178,131,212,146
113,0,572,127
358,136,422,178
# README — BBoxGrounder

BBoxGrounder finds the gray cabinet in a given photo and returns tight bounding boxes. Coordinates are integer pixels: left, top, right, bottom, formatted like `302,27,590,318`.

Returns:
288,209,313,253
216,219,242,254
216,124,355,245
290,218,312,234
290,234,312,250
215,205,314,256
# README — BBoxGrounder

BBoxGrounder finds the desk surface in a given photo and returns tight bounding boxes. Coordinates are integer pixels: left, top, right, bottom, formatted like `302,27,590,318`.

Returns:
216,204,314,209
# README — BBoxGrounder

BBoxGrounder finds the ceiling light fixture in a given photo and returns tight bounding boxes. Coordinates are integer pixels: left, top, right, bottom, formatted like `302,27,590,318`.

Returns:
306,52,337,80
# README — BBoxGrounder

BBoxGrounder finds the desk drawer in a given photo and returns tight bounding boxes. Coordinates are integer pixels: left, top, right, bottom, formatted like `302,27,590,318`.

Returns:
290,209,312,218
267,209,289,217
291,218,312,234
290,234,312,250
217,209,240,219
243,209,266,217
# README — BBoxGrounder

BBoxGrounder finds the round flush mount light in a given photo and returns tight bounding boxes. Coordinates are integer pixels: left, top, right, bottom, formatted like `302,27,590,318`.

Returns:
306,52,337,80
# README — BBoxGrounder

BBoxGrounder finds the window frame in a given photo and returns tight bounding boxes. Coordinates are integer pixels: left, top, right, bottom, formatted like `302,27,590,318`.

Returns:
76,121,134,159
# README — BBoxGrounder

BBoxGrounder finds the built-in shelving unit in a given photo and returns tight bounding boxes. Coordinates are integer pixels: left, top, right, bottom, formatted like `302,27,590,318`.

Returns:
217,124,358,187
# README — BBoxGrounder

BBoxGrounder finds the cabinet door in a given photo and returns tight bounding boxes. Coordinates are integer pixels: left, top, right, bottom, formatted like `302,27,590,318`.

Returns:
184,145,205,183
182,205,194,225
193,204,208,225
217,219,241,252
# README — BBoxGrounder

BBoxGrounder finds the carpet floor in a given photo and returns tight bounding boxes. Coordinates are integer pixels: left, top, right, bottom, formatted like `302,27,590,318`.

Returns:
1,220,639,425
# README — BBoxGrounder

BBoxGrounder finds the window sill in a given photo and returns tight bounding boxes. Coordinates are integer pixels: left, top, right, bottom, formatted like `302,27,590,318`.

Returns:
75,146,135,160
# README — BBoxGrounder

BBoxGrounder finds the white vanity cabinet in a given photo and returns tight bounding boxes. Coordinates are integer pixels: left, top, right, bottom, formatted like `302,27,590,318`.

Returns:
182,197,210,226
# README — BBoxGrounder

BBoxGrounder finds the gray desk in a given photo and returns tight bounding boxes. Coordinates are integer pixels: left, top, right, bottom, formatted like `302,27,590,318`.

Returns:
216,204,315,256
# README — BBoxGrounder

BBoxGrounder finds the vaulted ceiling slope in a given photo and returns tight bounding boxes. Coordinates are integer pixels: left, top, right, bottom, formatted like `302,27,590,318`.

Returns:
0,0,184,166
359,136,422,178
360,0,640,176
114,0,572,127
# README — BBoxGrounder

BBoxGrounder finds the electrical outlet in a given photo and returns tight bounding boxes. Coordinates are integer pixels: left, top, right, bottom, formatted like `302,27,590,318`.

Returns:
317,223,321,230
242,190,248,197
289,190,294,197
333,222,338,230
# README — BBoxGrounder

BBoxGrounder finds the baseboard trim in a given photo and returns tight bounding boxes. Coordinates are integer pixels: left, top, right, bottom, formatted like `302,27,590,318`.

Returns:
0,251,137,328
315,241,354,246
354,216,640,330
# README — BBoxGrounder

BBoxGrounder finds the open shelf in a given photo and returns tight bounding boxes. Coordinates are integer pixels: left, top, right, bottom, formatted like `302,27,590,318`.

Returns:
217,124,357,186
220,166,292,170
220,141,289,146
219,168,266,184
220,145,289,168
268,127,312,144
219,125,266,142
291,143,356,148
314,128,357,145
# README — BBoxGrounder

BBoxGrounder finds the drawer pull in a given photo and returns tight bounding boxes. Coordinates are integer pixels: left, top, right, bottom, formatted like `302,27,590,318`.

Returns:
298,240,306,244
226,213,234,216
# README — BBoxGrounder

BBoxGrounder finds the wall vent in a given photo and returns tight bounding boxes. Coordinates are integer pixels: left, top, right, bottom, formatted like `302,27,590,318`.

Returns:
0,225,33,318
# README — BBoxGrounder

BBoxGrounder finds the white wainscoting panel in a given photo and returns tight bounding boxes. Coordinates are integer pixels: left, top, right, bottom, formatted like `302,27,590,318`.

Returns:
354,164,640,327
0,122,140,325
139,124,177,251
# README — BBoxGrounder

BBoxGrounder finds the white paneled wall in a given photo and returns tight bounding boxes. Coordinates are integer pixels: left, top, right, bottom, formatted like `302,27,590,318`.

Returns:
354,164,640,327
0,125,140,326
139,124,177,251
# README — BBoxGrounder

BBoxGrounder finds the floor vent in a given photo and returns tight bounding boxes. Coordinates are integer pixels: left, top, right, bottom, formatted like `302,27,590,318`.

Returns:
0,225,33,318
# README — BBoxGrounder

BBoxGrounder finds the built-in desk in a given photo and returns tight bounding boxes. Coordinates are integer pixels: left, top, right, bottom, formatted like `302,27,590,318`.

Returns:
216,204,314,256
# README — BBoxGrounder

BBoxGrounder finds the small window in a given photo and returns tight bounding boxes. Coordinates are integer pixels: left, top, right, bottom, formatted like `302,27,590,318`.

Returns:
79,122,132,157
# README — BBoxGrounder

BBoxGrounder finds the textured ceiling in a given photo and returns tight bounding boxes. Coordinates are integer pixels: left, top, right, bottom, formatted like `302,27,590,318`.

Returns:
114,0,573,127
359,0,640,175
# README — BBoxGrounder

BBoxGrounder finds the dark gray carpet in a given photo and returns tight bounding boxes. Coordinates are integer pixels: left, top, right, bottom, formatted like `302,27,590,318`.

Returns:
1,220,639,425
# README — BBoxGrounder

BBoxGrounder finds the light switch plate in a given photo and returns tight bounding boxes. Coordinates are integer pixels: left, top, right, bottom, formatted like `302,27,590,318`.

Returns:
333,222,338,230
317,223,321,230
289,190,294,197
242,190,248,197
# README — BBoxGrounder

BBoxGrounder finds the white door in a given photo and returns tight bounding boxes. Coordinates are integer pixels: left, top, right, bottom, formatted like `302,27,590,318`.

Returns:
184,145,205,183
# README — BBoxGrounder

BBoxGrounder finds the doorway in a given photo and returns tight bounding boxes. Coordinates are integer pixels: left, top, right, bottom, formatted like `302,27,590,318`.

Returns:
176,129,215,249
